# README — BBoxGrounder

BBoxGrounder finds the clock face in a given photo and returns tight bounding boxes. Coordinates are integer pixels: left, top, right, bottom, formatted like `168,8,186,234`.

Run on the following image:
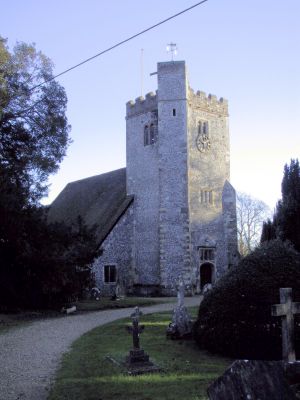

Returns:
196,133,211,153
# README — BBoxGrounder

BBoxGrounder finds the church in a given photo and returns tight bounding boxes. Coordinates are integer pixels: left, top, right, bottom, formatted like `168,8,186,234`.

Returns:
48,60,239,296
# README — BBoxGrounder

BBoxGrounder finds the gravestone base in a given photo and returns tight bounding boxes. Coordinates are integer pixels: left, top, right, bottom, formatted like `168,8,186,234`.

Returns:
284,361,300,398
284,361,300,385
124,348,163,375
126,349,150,364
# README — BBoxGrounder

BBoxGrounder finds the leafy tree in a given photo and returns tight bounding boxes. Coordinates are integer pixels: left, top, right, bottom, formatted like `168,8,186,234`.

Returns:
236,192,271,256
0,36,71,204
194,240,300,360
261,159,300,252
0,37,98,310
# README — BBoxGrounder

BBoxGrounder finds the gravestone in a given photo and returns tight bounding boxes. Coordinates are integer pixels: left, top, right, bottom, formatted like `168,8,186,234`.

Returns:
202,283,212,295
166,276,193,339
208,288,300,399
126,306,145,360
272,287,300,362
90,286,101,300
207,360,296,400
125,306,162,375
61,305,77,314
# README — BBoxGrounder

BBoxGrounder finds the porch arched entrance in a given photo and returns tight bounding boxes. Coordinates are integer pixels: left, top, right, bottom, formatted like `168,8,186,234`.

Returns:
200,262,214,289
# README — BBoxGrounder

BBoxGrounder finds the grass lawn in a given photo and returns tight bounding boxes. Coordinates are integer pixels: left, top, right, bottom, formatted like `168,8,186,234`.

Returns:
49,307,232,400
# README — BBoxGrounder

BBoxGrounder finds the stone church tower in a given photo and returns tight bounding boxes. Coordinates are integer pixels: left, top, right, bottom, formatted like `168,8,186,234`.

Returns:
126,60,238,295
48,60,238,296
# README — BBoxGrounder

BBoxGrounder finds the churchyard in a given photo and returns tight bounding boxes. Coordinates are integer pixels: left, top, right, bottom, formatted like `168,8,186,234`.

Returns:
47,241,300,399
47,287,300,400
48,307,232,400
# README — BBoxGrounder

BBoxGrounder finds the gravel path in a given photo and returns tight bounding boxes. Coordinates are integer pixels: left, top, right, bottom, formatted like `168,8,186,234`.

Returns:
0,296,201,400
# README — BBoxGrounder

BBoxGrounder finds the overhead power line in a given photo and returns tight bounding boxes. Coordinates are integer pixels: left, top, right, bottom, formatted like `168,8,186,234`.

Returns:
30,0,209,91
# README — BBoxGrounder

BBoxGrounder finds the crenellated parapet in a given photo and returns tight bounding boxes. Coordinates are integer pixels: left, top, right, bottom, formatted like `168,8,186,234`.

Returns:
126,91,158,118
189,87,228,116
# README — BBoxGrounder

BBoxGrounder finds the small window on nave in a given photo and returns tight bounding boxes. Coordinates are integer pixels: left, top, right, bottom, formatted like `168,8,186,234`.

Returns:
104,265,116,283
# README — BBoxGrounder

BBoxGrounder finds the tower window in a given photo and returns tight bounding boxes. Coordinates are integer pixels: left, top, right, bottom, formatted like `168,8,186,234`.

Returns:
150,124,155,144
104,265,116,283
199,120,209,135
199,247,215,262
200,190,213,204
173,108,176,116
144,125,149,146
144,123,156,146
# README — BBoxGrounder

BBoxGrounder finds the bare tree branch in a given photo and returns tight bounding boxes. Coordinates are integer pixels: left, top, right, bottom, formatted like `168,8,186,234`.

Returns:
237,192,272,256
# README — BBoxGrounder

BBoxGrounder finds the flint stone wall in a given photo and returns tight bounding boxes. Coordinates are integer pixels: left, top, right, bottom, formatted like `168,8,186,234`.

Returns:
93,205,134,296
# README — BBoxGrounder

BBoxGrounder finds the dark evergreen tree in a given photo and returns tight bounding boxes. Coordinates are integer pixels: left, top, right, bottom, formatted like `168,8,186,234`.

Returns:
261,159,300,251
0,208,99,310
277,159,300,251
261,218,277,243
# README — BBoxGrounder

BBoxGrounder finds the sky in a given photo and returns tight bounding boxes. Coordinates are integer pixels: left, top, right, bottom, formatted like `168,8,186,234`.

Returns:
1,0,300,210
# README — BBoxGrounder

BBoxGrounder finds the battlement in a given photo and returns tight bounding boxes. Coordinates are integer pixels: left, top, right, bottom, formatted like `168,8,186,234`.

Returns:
189,87,228,116
126,91,158,118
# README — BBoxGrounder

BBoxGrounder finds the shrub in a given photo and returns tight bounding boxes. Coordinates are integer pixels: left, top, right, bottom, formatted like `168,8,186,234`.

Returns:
0,210,99,311
194,240,300,360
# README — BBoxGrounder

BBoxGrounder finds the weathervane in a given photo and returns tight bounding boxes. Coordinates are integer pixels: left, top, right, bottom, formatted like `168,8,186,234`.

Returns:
166,43,177,61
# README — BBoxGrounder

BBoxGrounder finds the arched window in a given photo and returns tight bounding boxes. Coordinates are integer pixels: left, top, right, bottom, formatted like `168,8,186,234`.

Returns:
198,120,209,135
144,123,156,146
144,125,149,146
150,124,155,144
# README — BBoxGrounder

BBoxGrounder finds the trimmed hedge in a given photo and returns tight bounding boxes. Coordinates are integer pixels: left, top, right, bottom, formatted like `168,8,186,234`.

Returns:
194,240,300,360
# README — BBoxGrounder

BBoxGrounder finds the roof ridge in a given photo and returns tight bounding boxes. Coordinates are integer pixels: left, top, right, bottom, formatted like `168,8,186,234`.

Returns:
66,167,126,186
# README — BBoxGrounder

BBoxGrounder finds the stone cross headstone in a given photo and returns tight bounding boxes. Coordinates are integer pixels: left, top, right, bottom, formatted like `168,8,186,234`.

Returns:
126,306,145,349
272,288,300,362
124,306,163,374
131,306,142,320
166,276,193,339
177,275,185,307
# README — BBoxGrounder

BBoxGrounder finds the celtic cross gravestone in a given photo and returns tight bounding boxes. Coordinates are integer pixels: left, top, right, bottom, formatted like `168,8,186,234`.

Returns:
126,306,145,349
